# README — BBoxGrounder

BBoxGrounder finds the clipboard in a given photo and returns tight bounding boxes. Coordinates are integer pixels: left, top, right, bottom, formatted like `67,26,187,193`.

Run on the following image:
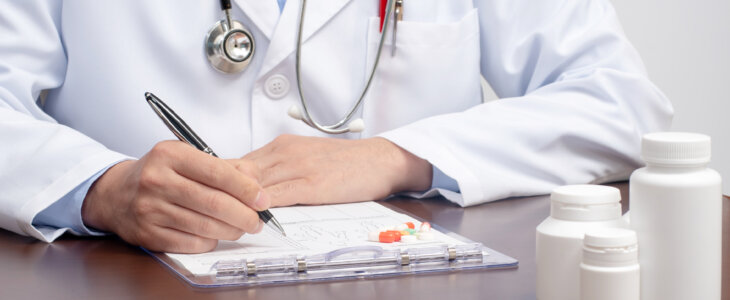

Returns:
144,202,518,288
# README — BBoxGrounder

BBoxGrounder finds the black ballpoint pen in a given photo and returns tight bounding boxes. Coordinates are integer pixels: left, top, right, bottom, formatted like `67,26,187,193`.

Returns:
144,92,286,237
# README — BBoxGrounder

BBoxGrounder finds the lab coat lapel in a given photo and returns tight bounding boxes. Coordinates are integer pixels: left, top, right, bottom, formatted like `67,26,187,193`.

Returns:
258,0,353,76
233,0,280,39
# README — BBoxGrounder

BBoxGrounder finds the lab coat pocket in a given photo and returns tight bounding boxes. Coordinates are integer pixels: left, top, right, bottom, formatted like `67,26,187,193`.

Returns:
362,8,482,135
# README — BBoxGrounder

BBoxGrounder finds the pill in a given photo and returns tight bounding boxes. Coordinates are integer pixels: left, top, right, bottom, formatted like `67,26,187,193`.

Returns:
395,224,408,231
405,222,415,229
405,229,417,235
401,235,418,243
368,231,381,242
419,222,431,232
386,230,402,242
417,231,434,241
379,231,397,243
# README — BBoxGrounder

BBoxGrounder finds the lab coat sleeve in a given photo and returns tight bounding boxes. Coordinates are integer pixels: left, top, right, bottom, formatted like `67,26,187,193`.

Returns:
32,164,118,236
379,0,673,206
0,1,130,241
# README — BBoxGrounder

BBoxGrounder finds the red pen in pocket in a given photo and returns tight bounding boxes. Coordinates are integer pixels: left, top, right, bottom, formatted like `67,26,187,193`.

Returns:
379,0,387,32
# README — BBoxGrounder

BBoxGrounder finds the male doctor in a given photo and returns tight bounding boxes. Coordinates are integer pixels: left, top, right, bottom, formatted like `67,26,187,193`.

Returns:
0,0,672,253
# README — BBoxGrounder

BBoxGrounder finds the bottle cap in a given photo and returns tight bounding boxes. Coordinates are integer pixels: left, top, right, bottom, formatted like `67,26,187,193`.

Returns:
551,185,620,205
550,185,621,221
641,132,711,165
584,227,637,248
582,228,638,267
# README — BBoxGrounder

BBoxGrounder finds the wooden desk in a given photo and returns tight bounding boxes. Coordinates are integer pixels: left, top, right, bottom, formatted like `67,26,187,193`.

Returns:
1,183,727,299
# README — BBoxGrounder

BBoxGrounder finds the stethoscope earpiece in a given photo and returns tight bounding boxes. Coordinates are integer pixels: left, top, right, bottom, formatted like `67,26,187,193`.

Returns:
346,119,365,133
287,105,304,121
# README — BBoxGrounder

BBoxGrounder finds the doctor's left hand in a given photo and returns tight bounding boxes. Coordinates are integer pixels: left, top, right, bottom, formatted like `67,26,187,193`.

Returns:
241,135,433,206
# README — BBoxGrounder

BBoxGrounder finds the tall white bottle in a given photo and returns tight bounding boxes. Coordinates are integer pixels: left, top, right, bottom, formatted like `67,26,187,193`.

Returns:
580,228,640,300
536,185,626,300
630,132,722,300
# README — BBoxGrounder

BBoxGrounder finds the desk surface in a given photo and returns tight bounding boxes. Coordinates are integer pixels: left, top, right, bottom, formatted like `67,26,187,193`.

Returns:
1,183,728,300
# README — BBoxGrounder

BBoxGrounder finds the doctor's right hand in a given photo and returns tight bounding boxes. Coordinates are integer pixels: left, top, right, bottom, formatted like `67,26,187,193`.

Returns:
81,141,269,253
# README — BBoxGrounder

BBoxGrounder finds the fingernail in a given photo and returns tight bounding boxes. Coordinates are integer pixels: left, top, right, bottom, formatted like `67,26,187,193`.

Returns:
253,220,264,234
254,190,270,211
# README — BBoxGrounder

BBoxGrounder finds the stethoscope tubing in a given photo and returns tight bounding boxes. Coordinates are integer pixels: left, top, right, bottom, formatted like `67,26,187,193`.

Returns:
294,0,393,134
209,0,393,134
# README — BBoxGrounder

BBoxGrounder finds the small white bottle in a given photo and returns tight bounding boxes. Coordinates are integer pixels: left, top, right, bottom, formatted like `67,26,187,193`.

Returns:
630,132,722,300
580,228,640,300
536,185,626,300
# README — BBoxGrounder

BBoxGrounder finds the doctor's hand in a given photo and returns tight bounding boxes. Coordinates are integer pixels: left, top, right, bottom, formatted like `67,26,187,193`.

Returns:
81,141,269,253
242,135,433,207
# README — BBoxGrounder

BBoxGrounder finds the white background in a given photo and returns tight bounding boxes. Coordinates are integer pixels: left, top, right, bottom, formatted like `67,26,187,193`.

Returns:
611,0,729,193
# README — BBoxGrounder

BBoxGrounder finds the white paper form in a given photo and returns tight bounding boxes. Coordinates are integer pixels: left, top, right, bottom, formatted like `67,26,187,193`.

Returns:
166,202,468,275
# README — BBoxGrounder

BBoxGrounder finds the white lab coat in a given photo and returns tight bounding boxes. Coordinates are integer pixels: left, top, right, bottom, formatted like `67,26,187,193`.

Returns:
0,0,672,242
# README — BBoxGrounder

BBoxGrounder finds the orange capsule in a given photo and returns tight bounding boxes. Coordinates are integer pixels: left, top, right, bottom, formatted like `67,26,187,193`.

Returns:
405,222,415,229
379,231,396,243
386,230,402,242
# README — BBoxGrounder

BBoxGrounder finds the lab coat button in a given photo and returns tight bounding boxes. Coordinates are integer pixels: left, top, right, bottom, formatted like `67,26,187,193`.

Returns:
264,74,290,99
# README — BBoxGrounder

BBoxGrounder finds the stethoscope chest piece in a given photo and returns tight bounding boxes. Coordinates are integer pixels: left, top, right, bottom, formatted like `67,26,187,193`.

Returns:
205,20,255,74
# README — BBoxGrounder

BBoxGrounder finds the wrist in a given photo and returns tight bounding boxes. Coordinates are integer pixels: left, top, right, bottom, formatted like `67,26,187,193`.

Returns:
81,160,135,232
369,137,433,194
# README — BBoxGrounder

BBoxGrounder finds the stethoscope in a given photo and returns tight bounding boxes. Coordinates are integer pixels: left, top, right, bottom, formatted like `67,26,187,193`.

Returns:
205,0,395,134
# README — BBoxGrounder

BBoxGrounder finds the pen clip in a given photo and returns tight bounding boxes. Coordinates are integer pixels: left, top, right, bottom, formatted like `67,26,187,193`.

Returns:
145,92,217,157
390,0,402,56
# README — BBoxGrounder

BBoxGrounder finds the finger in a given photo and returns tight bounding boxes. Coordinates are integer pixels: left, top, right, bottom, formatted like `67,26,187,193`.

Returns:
139,226,218,254
259,159,303,187
167,147,268,211
226,159,261,180
165,175,263,233
244,150,286,173
264,179,315,207
265,179,375,207
152,200,260,241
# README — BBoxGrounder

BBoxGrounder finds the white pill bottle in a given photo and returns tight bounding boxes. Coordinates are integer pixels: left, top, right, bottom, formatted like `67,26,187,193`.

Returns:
630,132,722,300
580,228,639,300
536,185,626,300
